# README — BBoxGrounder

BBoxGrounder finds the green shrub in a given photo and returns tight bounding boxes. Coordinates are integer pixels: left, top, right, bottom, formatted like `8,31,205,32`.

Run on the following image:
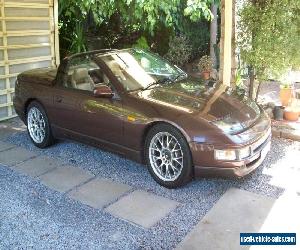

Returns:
133,36,150,49
164,35,192,67
70,23,87,53
180,19,210,61
147,24,174,56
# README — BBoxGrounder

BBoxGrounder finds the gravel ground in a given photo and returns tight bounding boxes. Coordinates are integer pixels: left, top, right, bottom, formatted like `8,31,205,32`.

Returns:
1,131,299,249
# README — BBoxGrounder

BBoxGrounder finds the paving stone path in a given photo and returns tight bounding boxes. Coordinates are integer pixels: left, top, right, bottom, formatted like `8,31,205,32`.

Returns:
0,141,179,229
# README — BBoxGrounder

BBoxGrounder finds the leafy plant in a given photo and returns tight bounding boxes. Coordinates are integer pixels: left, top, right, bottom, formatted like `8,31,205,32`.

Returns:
133,36,150,49
235,69,243,86
179,18,210,60
281,82,293,89
58,0,88,56
164,35,192,66
198,55,213,72
69,23,87,53
58,0,213,58
237,0,300,100
184,0,213,21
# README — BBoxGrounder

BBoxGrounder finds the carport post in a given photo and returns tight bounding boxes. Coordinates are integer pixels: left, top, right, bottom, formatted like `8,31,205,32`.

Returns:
54,0,60,66
200,0,235,115
219,0,233,87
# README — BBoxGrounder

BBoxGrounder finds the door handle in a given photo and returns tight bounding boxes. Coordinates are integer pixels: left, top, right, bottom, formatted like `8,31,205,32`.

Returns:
55,96,63,103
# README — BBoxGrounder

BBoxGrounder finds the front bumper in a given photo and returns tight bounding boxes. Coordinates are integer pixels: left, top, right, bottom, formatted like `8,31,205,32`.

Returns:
192,130,272,178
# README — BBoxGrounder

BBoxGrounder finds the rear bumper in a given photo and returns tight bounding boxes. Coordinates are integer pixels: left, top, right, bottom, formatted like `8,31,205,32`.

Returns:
193,133,271,178
13,96,26,122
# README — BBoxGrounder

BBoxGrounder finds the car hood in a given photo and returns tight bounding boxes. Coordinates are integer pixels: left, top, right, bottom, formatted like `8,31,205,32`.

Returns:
137,78,261,135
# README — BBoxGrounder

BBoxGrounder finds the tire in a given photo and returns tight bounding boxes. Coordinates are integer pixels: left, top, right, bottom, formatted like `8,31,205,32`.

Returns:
26,101,55,148
145,123,193,188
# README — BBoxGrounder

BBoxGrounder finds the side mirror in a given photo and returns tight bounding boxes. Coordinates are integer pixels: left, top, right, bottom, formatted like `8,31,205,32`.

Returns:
93,85,114,98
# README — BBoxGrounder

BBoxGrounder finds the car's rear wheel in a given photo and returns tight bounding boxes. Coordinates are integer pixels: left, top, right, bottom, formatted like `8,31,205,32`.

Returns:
145,124,193,188
27,101,55,148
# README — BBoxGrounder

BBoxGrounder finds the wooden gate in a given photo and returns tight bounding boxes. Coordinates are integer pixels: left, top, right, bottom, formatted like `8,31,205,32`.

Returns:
0,0,59,121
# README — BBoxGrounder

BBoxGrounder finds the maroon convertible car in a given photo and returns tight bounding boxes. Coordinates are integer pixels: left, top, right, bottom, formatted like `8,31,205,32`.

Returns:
14,49,271,188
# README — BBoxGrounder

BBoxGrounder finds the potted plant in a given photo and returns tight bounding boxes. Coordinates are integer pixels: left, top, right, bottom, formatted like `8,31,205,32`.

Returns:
283,96,299,120
284,106,299,121
280,83,293,106
198,55,213,80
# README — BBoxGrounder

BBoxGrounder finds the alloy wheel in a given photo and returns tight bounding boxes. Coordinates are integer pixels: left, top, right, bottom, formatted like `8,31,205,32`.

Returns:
27,107,46,144
149,132,184,181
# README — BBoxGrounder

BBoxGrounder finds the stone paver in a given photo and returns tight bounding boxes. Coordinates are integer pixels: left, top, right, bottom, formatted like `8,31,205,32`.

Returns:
105,190,179,228
68,178,132,209
0,141,15,152
0,128,17,140
39,166,94,192
176,188,275,250
12,156,62,177
0,147,37,166
0,118,26,140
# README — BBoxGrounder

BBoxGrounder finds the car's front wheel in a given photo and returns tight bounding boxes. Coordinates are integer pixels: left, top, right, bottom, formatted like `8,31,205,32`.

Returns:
27,101,55,148
145,124,193,188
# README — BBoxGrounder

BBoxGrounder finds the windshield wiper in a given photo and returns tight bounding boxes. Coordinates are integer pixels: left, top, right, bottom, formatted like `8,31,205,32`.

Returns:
143,77,173,90
138,72,187,92
172,72,187,83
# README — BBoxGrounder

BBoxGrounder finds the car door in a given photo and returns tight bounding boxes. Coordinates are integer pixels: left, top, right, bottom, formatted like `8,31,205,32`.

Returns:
52,54,124,147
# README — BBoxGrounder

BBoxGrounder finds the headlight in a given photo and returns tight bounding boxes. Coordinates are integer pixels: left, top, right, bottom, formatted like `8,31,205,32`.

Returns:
238,147,251,159
215,149,237,161
214,147,251,161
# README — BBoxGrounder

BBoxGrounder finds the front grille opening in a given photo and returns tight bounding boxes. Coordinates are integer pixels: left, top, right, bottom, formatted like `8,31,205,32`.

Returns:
246,157,260,168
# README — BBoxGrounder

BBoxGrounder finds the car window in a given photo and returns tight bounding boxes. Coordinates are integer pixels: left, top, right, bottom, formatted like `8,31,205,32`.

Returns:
64,55,112,92
97,49,183,91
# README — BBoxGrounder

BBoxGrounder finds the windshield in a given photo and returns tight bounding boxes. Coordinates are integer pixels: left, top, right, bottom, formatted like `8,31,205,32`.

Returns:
98,49,185,91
